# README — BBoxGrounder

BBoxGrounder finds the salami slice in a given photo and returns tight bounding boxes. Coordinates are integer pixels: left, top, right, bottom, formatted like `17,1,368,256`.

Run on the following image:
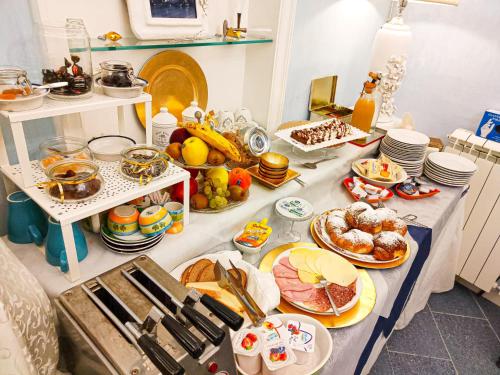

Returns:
304,288,330,312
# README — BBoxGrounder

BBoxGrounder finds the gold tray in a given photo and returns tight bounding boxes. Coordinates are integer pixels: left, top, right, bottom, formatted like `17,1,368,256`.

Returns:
310,217,411,269
135,51,208,127
191,199,246,213
259,242,376,328
247,165,300,189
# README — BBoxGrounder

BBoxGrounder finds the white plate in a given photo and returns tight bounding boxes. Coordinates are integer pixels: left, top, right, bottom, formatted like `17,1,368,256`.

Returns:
96,78,148,99
424,168,471,182
88,135,136,162
272,248,362,315
424,164,473,179
314,213,406,264
351,158,408,188
425,160,475,176
382,138,427,151
275,119,369,152
101,233,164,253
427,152,477,173
0,88,49,111
386,129,430,146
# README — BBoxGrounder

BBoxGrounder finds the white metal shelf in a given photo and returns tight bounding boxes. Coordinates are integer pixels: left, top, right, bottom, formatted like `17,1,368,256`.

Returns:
1,160,189,225
0,92,152,123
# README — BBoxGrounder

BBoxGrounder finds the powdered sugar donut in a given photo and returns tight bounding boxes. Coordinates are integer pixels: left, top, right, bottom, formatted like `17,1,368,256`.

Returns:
345,201,373,228
357,209,382,234
333,229,374,254
372,231,407,261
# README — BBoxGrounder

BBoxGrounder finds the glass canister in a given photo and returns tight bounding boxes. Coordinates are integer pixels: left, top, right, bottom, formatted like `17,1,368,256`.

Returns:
120,145,170,184
39,136,94,171
39,18,93,100
44,160,104,203
99,60,136,87
0,66,33,97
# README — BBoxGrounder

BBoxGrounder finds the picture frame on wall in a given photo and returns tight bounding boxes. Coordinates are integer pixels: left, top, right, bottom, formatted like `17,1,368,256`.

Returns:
126,0,208,40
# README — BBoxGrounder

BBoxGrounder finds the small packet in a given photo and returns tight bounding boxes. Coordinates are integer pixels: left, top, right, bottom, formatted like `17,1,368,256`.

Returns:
233,329,262,375
261,340,297,375
236,218,272,247
286,320,316,365
258,316,288,346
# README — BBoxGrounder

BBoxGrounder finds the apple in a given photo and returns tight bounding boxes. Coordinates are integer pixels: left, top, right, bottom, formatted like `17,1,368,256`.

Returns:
169,128,191,144
171,178,198,203
185,168,199,179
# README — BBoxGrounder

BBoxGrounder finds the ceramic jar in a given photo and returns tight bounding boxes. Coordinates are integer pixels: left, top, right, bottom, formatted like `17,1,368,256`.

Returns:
153,107,178,148
182,100,205,123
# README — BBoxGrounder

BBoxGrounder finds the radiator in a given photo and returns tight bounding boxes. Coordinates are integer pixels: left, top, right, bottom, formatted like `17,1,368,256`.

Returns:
447,129,500,293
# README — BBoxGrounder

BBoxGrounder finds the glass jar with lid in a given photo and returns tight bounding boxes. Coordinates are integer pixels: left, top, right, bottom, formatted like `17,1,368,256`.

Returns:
39,18,93,100
44,160,104,203
0,66,33,97
39,136,94,172
99,60,136,87
120,145,170,184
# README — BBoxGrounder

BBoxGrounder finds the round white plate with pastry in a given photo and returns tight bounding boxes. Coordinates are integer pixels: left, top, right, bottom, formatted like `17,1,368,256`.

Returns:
313,202,409,264
271,247,362,315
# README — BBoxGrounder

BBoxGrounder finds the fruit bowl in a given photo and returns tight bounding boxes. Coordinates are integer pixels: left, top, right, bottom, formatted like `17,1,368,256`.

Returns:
171,156,230,170
191,199,246,213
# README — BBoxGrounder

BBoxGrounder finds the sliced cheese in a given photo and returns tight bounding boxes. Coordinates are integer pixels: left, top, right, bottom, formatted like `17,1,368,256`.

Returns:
304,249,330,274
298,269,320,284
316,252,357,287
186,282,244,313
289,248,317,274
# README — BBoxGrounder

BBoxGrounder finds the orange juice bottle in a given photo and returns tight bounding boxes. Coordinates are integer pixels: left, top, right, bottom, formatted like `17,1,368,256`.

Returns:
351,81,376,133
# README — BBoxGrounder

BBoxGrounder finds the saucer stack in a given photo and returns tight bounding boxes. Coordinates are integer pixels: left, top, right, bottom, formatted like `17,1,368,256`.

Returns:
100,225,165,254
258,152,289,184
380,129,430,176
424,152,477,187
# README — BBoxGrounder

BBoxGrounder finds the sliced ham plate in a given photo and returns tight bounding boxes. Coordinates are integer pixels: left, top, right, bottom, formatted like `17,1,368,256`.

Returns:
279,257,297,271
281,288,316,302
272,264,299,279
275,277,315,292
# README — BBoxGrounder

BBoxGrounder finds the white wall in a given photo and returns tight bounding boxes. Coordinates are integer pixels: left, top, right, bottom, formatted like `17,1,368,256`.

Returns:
282,0,500,141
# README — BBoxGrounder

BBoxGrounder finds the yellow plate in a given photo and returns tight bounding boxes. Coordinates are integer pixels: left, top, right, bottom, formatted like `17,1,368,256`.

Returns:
135,51,208,127
310,216,411,269
259,242,376,328
247,165,300,189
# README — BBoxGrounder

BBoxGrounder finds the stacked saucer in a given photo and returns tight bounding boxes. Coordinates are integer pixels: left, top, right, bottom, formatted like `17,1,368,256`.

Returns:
100,225,165,254
424,152,477,187
258,152,289,184
380,129,430,176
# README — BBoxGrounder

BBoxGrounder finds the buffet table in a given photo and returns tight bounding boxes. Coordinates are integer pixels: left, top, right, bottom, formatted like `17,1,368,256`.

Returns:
4,139,466,375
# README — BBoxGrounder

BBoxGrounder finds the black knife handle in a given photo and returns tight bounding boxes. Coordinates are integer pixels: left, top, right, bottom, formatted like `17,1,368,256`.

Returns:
181,303,225,346
200,294,244,331
137,334,185,375
161,315,205,359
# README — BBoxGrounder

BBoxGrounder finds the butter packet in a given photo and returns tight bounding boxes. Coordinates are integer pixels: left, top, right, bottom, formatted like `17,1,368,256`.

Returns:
261,340,297,375
258,316,287,346
286,320,316,365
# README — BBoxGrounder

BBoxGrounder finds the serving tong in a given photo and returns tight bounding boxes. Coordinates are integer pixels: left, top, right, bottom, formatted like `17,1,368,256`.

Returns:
214,260,266,326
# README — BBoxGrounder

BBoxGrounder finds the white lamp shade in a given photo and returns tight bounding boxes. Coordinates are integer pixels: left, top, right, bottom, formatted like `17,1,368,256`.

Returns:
369,17,413,73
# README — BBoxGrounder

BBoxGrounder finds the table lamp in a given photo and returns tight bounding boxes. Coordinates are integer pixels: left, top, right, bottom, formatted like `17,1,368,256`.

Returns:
370,0,458,130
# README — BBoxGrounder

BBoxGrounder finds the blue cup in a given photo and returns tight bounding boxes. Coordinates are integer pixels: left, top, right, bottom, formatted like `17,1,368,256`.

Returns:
7,191,47,245
45,217,88,273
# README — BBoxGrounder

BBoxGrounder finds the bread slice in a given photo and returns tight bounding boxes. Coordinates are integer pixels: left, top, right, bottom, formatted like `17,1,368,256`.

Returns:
197,263,216,282
186,281,244,313
228,268,247,289
187,259,213,283
181,264,194,285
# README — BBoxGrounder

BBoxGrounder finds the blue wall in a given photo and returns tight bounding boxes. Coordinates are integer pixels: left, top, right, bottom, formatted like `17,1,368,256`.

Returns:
0,0,56,234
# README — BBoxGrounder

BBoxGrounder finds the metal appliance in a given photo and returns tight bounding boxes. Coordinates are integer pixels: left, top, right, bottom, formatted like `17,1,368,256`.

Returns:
55,255,244,375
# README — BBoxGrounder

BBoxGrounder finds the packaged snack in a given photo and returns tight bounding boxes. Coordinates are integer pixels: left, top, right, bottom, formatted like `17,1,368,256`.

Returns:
233,329,262,375
261,340,297,375
286,320,316,365
258,316,288,346
236,218,272,247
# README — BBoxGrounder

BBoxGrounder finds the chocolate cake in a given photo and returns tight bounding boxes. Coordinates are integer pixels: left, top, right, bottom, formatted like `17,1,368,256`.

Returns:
290,119,352,145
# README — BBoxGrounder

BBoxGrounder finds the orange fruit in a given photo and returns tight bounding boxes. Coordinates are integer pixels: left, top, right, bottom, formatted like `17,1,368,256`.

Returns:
228,168,252,190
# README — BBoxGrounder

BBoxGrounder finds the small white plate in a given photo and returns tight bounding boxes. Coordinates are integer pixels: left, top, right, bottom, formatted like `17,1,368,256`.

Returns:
386,129,430,146
0,88,48,111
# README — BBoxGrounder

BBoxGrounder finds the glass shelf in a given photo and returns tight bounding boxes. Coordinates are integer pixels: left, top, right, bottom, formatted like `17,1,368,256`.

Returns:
88,36,273,52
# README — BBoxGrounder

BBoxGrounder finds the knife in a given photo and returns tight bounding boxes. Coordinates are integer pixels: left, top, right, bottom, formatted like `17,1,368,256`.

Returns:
82,280,184,375
126,264,240,345
214,261,266,326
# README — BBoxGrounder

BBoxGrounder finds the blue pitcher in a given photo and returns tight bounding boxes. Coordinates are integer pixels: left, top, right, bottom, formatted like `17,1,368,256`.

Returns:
45,217,88,273
7,191,47,245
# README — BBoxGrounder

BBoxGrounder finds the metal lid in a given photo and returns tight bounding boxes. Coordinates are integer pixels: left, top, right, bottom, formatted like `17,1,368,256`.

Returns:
309,75,338,111
247,127,271,156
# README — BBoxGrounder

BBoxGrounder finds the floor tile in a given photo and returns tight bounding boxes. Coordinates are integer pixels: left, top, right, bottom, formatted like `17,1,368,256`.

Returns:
474,294,500,339
370,345,394,375
434,312,500,375
388,352,455,375
428,283,485,318
387,305,449,359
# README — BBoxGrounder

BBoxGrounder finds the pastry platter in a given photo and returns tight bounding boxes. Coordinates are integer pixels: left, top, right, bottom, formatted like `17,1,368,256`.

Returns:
260,243,376,329
135,50,208,126
310,215,411,269
352,158,408,188
275,119,369,152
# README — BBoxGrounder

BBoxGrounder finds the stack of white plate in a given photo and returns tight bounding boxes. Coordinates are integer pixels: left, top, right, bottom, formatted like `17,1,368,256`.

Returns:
424,152,477,187
100,225,165,254
380,129,430,176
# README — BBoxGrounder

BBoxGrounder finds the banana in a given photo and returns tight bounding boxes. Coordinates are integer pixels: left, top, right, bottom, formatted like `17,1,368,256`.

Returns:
182,121,241,162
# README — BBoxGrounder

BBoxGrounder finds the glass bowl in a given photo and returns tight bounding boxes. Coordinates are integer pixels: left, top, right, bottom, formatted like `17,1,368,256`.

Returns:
44,160,104,203
39,136,94,171
120,145,170,183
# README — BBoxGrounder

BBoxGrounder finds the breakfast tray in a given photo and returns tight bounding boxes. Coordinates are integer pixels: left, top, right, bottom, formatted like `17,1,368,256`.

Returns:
275,120,369,152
